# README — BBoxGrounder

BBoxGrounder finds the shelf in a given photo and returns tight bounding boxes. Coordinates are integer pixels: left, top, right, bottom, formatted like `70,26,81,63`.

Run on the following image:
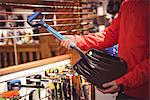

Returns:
0,54,72,82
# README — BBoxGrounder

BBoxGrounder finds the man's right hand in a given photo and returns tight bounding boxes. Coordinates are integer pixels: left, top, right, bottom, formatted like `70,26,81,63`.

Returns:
59,35,75,50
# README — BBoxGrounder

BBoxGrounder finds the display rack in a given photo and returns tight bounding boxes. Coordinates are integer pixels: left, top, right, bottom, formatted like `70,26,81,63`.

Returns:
0,54,72,78
0,54,96,100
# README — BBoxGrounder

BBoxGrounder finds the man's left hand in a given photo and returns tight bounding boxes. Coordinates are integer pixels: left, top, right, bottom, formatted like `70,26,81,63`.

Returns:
97,81,119,94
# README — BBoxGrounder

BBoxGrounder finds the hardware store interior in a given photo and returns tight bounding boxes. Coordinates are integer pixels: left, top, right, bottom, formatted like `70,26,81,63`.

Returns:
0,0,149,100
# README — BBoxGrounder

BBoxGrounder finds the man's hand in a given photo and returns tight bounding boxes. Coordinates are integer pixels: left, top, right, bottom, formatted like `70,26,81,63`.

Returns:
57,35,75,50
60,39,72,50
97,81,120,94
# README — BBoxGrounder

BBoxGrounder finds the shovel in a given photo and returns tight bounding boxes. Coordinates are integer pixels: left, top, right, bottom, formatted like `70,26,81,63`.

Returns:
27,12,128,88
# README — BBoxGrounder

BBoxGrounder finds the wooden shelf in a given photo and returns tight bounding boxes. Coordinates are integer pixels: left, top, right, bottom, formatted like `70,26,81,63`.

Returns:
0,54,72,76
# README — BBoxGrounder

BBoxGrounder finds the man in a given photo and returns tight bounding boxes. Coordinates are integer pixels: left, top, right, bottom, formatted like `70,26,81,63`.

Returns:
60,0,149,99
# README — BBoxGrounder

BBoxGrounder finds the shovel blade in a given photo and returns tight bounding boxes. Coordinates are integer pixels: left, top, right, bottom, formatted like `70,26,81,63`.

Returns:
73,49,128,88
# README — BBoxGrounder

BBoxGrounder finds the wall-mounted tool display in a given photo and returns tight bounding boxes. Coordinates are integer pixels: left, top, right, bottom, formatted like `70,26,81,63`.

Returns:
0,65,91,100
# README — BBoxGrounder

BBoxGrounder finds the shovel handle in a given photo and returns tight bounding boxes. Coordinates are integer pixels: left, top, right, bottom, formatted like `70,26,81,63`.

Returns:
40,20,76,48
28,12,76,48
44,22,76,48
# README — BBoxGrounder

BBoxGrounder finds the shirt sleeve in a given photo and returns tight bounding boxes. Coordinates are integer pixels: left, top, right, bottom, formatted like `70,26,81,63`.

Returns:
115,57,150,89
75,6,122,51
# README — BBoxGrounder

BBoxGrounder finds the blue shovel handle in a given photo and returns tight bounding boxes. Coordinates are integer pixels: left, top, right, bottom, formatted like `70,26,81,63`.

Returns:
27,12,75,48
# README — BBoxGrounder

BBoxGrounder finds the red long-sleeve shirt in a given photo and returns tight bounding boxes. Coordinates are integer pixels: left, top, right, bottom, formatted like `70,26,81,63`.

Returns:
75,0,149,99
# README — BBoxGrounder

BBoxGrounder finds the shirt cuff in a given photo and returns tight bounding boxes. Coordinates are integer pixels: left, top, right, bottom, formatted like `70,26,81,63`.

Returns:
115,77,124,86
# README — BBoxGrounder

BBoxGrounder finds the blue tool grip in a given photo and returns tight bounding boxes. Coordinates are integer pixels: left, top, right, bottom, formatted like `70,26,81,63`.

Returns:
8,80,21,84
27,12,42,27
28,12,40,22
7,80,21,90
